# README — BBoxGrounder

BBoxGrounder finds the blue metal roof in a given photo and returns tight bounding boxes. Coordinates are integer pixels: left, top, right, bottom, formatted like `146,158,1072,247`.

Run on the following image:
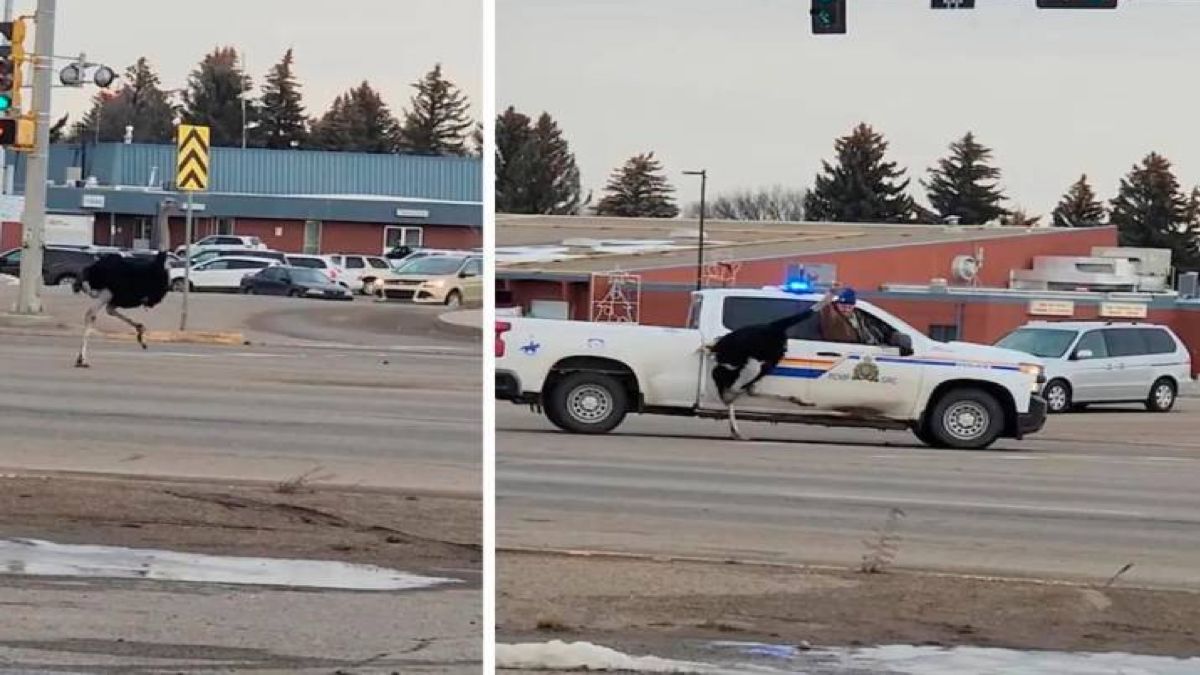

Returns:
7,142,481,203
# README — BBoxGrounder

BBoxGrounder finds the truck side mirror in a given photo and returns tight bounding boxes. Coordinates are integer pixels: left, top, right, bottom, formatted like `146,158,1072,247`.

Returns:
891,332,914,357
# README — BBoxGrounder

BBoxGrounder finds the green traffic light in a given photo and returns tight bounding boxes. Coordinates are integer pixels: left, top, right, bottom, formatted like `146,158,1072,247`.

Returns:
0,95,11,112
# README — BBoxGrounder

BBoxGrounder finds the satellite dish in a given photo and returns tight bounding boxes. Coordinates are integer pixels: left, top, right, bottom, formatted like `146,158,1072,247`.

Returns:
951,255,979,282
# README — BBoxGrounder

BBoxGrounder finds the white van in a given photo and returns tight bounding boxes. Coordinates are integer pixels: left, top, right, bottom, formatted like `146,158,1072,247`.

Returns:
995,321,1193,413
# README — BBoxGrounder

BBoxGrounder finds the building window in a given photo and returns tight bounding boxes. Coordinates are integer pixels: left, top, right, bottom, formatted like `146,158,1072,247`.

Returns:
929,324,959,342
384,225,424,251
303,220,322,254
217,218,235,235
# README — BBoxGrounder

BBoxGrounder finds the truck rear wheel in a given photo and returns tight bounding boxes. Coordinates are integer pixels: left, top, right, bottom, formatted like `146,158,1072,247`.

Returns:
927,387,1004,450
545,371,629,434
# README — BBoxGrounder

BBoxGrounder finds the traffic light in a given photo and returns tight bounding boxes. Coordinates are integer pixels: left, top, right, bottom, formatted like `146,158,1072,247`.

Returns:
1036,0,1118,7
0,18,27,113
811,0,846,34
0,116,33,147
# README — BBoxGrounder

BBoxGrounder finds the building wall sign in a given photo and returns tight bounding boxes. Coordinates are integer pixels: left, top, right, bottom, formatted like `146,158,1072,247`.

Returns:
1028,299,1075,317
1100,302,1148,319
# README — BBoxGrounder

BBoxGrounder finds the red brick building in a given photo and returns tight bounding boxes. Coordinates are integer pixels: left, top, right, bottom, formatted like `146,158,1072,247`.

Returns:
496,215,1199,375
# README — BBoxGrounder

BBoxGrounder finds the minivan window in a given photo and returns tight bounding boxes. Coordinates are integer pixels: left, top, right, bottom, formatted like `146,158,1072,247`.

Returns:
1103,328,1148,357
722,297,821,340
995,327,1078,359
288,257,324,269
1141,328,1176,355
368,258,391,269
345,257,365,269
1074,330,1109,359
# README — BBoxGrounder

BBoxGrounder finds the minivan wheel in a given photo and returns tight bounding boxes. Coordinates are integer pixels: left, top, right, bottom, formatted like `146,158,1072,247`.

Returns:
544,371,629,434
1146,378,1176,413
927,387,1004,450
1043,379,1072,414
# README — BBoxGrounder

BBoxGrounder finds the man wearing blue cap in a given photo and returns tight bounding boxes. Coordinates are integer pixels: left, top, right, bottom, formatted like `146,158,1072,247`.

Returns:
819,285,867,344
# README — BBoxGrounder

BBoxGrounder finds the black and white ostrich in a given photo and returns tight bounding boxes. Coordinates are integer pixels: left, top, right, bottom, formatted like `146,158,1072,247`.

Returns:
708,287,844,440
72,251,171,367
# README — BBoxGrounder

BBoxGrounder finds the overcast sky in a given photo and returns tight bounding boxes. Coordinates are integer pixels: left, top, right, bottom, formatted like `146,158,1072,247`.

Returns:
23,1,481,131
499,0,1200,218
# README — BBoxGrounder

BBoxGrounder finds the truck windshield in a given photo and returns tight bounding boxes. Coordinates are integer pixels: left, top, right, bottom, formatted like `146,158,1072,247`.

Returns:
995,328,1079,358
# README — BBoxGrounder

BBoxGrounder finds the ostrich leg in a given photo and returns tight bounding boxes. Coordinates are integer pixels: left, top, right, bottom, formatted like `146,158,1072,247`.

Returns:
107,306,148,349
76,291,112,367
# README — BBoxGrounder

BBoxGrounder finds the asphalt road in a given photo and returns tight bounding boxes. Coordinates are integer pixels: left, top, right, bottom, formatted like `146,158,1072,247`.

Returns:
497,399,1200,590
0,297,483,673
0,333,480,494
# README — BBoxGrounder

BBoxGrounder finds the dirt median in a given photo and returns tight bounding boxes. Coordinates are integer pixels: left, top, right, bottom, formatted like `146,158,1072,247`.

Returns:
0,472,481,584
498,551,1200,657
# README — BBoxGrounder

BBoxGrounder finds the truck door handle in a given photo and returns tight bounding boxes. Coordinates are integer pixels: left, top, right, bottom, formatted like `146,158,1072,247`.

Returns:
817,351,841,357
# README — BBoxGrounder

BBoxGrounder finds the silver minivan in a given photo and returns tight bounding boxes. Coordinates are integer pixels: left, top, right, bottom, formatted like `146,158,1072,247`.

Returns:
995,321,1193,413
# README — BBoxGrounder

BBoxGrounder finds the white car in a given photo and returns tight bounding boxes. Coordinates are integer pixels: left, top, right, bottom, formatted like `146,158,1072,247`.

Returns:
284,254,349,288
174,235,266,257
496,286,1048,450
996,321,1194,413
169,256,277,292
325,254,396,294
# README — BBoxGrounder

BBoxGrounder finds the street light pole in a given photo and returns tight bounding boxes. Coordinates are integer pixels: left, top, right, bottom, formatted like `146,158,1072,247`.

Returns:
683,169,707,291
14,0,57,315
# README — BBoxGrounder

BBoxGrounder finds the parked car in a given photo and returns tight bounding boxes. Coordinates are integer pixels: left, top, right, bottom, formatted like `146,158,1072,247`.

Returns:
386,248,465,271
284,254,352,289
379,254,482,307
0,245,100,287
173,235,266,257
240,265,352,300
181,248,289,268
325,253,396,295
168,256,277,292
995,321,1193,413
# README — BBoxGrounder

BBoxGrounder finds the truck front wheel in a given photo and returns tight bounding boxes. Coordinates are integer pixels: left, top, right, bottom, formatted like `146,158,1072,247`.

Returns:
926,387,1004,450
545,371,629,434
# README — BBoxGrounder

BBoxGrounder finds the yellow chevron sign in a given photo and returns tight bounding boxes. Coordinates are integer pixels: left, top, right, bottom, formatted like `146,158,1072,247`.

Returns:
175,124,210,191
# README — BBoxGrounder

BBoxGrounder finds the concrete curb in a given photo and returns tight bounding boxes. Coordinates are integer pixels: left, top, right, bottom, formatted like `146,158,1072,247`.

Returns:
436,309,482,338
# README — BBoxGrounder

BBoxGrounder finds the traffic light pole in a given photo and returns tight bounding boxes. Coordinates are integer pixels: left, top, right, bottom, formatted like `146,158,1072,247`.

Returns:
14,0,54,315
0,0,13,196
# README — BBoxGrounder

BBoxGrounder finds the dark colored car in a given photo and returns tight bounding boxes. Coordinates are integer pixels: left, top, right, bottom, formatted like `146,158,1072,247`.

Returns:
239,265,352,300
0,245,100,286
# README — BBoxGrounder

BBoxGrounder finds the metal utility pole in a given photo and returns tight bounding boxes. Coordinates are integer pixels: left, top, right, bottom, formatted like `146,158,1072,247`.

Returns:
683,169,707,291
14,0,55,315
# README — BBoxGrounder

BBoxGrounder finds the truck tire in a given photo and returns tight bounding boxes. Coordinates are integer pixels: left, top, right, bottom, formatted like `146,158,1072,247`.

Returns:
927,387,1004,450
544,371,629,434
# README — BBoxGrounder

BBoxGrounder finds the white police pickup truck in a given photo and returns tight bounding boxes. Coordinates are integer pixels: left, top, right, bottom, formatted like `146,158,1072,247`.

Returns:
496,287,1049,449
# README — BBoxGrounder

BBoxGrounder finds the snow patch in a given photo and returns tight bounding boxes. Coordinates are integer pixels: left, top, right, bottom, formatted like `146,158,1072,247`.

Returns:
0,538,458,591
709,641,1200,674
496,640,721,673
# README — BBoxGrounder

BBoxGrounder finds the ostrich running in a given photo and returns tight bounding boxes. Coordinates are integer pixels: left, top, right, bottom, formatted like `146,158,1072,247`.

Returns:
708,286,848,440
72,251,171,367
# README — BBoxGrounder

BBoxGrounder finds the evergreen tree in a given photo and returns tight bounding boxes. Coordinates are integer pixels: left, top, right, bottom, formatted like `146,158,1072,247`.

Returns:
258,48,307,149
397,64,473,156
687,186,807,221
495,107,583,214
923,132,1009,225
49,114,68,143
1051,174,1106,227
70,58,176,144
595,152,679,218
1109,153,1200,271
1000,207,1042,227
183,47,255,147
803,123,913,222
309,81,402,153
470,122,484,158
